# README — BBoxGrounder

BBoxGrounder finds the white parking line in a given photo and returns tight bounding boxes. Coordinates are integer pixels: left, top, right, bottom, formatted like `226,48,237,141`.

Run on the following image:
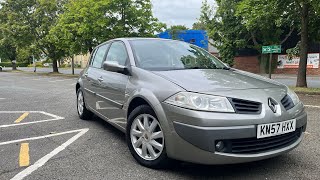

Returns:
305,105,320,108
0,111,63,119
10,128,89,180
0,118,65,129
49,79,75,83
0,128,87,146
0,111,64,129
0,98,6,100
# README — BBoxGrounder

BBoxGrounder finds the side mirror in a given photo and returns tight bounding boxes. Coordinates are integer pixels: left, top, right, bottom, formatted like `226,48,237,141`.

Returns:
223,63,230,67
103,61,126,74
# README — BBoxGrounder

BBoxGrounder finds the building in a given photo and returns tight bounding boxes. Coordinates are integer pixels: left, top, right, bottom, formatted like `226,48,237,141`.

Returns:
158,30,219,55
234,45,320,75
64,53,90,68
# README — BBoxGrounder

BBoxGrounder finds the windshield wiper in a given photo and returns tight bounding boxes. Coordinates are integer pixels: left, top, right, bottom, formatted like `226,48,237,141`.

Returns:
187,67,201,69
213,66,231,70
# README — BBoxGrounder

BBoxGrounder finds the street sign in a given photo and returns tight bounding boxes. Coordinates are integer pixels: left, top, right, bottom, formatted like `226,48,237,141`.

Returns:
262,45,281,54
262,45,281,79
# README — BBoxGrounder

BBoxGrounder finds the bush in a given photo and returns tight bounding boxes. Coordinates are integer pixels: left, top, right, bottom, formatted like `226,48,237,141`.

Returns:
17,63,29,67
0,62,12,67
0,62,29,67
27,62,43,67
60,64,70,68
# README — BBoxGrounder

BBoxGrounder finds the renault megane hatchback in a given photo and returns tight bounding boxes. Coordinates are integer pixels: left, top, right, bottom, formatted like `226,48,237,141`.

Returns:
76,38,307,168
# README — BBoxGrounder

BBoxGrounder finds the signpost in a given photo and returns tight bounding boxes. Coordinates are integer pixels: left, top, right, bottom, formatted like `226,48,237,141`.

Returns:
71,56,75,75
32,55,36,73
262,45,281,79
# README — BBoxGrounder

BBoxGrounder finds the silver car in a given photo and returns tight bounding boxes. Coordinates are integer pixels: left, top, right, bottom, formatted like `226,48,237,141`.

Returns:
76,38,307,168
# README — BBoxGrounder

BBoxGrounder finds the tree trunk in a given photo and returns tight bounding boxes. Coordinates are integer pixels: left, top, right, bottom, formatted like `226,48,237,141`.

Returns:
52,59,59,73
296,3,309,87
12,60,17,71
89,47,93,54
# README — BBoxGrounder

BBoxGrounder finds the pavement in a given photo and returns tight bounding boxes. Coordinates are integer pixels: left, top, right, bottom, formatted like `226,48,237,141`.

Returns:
2,67,83,75
3,67,320,88
0,72,320,180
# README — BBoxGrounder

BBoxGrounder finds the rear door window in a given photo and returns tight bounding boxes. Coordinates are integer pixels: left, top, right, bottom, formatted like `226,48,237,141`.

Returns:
88,49,97,66
91,44,109,68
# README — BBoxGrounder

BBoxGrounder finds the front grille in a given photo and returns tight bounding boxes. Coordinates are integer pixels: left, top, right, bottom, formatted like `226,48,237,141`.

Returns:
218,128,302,154
281,95,295,110
229,98,262,114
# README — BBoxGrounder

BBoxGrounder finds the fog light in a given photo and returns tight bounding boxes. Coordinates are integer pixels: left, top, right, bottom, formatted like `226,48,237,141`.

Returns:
215,141,225,152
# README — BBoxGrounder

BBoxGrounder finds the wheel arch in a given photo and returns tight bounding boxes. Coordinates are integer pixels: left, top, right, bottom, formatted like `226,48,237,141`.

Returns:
75,78,84,93
125,89,175,158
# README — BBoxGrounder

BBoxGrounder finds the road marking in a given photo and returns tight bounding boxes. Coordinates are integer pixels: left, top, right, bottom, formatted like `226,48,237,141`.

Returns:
19,143,30,167
14,112,29,123
0,98,6,100
304,132,311,135
305,105,320,108
0,118,64,129
0,128,87,146
0,111,63,118
0,111,64,129
11,128,89,180
49,79,75,83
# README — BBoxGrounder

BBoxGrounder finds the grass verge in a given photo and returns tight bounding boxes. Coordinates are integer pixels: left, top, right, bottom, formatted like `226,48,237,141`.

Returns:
4,70,79,78
290,87,320,95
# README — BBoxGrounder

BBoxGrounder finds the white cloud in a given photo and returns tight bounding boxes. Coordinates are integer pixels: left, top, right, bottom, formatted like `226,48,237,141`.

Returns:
151,0,203,28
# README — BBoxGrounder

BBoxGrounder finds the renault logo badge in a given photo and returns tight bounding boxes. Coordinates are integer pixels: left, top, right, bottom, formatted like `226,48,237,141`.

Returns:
268,98,278,113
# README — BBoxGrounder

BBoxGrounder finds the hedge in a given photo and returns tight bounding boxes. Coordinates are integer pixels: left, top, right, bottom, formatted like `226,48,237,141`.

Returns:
0,62,29,67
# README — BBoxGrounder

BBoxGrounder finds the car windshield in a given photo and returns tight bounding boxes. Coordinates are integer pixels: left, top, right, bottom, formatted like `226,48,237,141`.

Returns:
130,39,226,71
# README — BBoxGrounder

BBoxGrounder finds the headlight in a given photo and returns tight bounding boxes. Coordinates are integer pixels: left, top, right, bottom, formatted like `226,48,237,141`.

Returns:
287,88,300,105
164,92,235,112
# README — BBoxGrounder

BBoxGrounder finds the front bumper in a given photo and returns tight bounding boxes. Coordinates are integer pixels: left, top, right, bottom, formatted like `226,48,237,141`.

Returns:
161,102,307,165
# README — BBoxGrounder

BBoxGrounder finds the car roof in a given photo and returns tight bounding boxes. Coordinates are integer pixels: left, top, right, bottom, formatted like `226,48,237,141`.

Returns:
95,37,180,49
114,37,175,42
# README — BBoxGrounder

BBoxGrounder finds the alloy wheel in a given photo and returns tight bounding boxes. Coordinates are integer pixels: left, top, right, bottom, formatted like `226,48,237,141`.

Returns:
77,91,84,116
130,114,164,161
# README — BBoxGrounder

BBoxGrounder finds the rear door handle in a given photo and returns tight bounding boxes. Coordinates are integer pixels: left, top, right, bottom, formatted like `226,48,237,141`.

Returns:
84,73,88,78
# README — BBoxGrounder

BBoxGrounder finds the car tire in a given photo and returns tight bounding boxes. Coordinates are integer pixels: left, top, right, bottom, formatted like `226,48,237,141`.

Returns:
77,88,93,120
126,105,170,169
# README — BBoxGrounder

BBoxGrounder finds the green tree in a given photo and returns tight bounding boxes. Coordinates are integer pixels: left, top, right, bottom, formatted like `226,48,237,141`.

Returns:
0,0,67,73
50,0,165,56
0,39,18,70
0,2,18,70
236,0,320,87
204,0,250,65
192,0,214,30
166,25,189,40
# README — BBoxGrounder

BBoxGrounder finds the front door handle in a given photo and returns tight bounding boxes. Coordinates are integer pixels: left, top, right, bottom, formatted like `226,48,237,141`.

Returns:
84,72,88,78
98,77,104,82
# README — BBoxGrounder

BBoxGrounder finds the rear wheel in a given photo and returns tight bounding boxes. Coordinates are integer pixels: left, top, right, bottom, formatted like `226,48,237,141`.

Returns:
126,105,170,169
77,89,93,120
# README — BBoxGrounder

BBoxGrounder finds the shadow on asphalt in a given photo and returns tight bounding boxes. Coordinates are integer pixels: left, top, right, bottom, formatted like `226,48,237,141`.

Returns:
91,115,126,140
165,156,282,177
88,115,291,178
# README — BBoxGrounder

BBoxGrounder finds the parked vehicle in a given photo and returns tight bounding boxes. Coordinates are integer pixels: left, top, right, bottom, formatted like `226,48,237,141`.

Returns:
43,63,50,67
76,38,307,168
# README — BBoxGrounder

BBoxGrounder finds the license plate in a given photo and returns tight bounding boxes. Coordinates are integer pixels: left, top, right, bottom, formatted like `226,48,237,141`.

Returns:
257,119,296,139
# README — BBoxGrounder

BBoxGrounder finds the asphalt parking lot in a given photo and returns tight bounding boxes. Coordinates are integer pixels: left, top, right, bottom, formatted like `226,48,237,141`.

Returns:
0,72,319,180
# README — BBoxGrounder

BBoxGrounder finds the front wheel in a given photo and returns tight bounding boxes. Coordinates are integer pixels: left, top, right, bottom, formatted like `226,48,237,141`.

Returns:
77,89,93,120
126,105,170,169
